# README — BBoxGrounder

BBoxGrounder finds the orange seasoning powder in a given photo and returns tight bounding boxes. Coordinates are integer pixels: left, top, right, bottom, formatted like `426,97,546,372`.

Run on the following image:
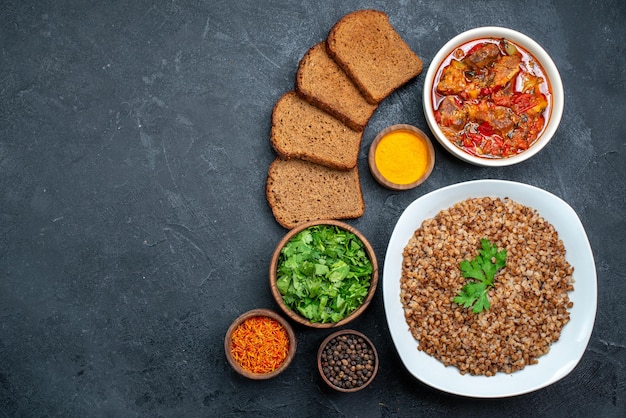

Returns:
375,129,429,185
230,316,290,374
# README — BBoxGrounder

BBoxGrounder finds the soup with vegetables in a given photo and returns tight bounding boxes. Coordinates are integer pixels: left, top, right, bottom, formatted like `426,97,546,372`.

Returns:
432,38,552,158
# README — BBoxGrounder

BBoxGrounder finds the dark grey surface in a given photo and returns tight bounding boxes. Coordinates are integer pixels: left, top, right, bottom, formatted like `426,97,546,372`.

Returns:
1,1,625,416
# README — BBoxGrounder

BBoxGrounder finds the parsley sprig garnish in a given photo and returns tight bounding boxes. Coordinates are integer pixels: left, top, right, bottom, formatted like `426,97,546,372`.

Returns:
453,238,507,314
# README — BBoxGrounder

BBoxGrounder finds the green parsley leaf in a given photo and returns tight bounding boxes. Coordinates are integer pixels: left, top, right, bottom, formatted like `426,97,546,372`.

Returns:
453,238,506,314
276,225,372,323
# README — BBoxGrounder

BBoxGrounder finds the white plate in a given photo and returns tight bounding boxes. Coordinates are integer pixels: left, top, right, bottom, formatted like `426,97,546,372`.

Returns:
382,179,597,398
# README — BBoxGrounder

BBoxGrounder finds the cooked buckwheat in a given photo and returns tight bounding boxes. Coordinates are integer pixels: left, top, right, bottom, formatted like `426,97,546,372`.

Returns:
400,197,574,376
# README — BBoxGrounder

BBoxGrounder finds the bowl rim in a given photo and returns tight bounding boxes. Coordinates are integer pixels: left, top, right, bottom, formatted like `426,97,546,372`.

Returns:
269,219,379,328
422,26,564,167
368,124,436,190
317,329,379,392
224,308,297,380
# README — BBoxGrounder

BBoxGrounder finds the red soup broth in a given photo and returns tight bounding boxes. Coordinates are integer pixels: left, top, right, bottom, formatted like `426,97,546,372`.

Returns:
431,38,553,158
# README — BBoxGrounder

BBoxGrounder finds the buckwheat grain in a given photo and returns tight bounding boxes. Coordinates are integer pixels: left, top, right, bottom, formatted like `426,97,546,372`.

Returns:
400,197,574,376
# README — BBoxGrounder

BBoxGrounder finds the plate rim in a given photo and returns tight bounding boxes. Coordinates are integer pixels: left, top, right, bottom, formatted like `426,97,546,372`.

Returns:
382,179,597,398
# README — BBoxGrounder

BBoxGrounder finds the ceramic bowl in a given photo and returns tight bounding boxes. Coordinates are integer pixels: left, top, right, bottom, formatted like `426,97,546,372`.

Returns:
317,329,379,392
423,26,564,166
269,220,378,328
368,124,435,190
224,308,296,379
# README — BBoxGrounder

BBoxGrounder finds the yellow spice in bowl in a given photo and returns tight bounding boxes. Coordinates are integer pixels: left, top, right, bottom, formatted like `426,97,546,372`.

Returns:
374,129,429,185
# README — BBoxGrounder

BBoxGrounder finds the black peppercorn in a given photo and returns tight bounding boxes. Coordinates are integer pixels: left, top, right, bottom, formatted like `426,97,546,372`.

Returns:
319,332,377,391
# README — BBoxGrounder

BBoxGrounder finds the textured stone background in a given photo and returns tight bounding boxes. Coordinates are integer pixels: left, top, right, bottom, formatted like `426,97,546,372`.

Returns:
1,0,624,416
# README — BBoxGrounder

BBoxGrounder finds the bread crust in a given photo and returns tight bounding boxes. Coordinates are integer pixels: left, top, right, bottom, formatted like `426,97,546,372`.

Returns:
270,91,362,171
327,9,423,104
266,158,365,229
296,42,377,132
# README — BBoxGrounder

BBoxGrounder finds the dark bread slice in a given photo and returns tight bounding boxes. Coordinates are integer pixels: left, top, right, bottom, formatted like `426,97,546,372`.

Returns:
296,42,377,132
326,9,423,104
266,158,365,229
270,91,362,170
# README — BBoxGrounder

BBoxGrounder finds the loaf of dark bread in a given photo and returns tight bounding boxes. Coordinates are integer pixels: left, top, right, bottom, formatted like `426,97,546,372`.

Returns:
270,91,362,170
327,9,423,104
266,10,424,228
266,158,365,229
296,42,377,132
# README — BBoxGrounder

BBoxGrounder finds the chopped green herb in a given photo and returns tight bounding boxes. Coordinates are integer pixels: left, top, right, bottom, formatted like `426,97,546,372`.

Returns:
276,225,372,323
453,238,507,314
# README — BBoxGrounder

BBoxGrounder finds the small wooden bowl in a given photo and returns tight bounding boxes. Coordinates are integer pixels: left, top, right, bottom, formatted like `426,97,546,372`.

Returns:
317,329,379,392
368,124,435,190
269,220,378,328
224,308,297,379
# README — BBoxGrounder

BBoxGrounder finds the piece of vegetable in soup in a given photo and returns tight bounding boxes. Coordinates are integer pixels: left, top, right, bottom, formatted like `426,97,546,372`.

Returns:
432,38,551,158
